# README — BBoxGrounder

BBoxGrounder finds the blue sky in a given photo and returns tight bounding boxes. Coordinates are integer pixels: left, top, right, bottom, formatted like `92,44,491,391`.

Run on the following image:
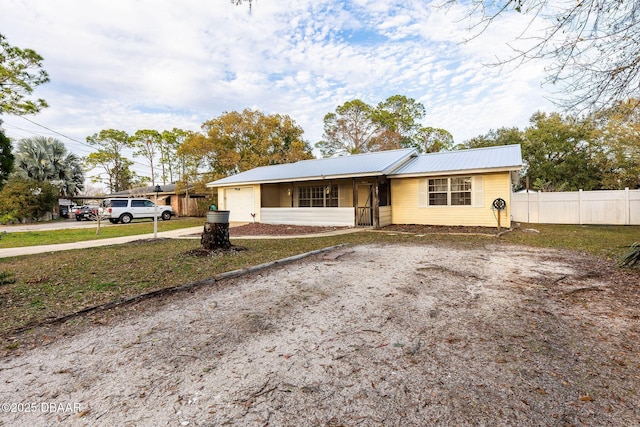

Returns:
1,0,555,188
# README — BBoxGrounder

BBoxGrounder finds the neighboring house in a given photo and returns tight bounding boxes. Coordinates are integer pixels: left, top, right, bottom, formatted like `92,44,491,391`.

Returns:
109,183,208,217
206,145,522,228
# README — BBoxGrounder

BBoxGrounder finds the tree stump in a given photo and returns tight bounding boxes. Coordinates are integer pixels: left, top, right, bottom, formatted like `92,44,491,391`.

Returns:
201,222,231,250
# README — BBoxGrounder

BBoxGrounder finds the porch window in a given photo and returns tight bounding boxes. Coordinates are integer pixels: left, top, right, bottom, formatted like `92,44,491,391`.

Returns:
379,182,390,206
298,185,338,207
428,177,472,206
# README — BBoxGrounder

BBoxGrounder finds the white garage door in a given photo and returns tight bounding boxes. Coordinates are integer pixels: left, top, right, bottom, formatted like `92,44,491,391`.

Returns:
225,187,255,222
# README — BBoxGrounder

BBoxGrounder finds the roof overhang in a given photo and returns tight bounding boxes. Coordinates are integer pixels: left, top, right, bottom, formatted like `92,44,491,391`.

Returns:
389,165,521,179
206,172,388,188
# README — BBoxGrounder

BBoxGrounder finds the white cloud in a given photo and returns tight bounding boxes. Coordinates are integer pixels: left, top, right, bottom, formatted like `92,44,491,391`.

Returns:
1,0,557,183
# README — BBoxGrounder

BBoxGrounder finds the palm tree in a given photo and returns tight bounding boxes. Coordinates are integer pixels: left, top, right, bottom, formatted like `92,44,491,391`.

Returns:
14,136,85,196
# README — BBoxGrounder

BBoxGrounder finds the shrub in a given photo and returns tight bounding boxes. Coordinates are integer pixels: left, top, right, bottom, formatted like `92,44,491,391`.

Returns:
620,242,640,268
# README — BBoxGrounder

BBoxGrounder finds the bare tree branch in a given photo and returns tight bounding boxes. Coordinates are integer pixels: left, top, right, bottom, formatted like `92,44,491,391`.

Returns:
452,0,640,113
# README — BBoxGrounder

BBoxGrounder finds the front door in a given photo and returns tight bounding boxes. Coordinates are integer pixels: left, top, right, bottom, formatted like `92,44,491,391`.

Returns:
357,184,372,226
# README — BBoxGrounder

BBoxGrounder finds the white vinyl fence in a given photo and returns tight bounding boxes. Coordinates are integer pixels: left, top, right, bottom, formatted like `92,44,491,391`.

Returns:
512,188,640,225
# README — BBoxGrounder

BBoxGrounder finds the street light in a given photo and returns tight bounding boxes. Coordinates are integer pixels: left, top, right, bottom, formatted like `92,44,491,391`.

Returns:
153,185,162,238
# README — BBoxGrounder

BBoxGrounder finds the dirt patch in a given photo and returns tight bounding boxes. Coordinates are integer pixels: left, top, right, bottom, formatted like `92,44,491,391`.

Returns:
381,224,503,235
181,246,249,257
0,243,638,426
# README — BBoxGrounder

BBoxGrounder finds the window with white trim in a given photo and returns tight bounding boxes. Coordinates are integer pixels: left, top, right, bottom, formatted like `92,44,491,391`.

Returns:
427,176,473,206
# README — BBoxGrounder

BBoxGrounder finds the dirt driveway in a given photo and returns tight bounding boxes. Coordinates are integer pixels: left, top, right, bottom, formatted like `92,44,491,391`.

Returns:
1,242,638,426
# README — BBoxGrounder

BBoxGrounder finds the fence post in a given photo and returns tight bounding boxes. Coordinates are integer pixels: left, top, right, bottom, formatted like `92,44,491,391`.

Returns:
578,189,583,225
625,187,630,225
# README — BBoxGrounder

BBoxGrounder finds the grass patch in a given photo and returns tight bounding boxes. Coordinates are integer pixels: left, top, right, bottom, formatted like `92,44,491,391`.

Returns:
0,224,638,344
503,223,640,259
0,218,205,248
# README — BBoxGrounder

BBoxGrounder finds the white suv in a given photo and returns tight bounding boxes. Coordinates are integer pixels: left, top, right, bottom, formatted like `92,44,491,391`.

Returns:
101,198,175,224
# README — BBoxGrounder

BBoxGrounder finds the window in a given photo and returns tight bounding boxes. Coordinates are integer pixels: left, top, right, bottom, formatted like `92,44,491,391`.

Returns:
298,185,338,207
451,177,471,206
106,199,128,208
298,187,311,207
428,178,448,206
427,177,472,206
379,182,390,206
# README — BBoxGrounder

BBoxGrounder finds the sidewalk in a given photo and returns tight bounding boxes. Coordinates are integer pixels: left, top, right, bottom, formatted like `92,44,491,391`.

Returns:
0,226,364,258
0,227,204,259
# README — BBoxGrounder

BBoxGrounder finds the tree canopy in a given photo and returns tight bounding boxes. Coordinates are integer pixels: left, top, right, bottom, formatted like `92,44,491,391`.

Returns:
14,136,85,196
0,125,13,190
180,109,313,179
0,33,49,115
462,104,640,191
316,95,452,157
0,175,58,222
458,0,640,113
130,129,161,186
317,99,381,157
86,129,136,193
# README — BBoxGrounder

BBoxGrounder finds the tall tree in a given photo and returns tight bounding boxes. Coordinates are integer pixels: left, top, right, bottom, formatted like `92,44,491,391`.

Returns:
523,112,601,191
373,95,426,148
160,128,188,184
317,96,453,156
14,136,84,196
85,129,134,192
414,127,454,153
180,109,313,179
130,129,161,186
593,99,640,189
0,123,13,189
458,0,640,112
459,127,525,150
0,33,49,115
316,99,380,157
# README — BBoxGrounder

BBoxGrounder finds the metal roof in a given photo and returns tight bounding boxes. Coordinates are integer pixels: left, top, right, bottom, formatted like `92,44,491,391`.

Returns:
207,148,419,186
207,144,522,187
390,144,522,176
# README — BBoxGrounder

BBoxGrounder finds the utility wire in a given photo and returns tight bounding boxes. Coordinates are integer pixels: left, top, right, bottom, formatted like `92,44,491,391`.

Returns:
15,116,153,170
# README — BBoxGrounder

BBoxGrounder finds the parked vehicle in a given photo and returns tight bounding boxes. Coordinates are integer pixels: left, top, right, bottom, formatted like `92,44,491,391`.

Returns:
74,205,99,221
100,198,174,224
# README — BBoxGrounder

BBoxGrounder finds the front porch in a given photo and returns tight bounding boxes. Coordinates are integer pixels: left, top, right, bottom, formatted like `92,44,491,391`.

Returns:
261,178,391,228
220,177,392,228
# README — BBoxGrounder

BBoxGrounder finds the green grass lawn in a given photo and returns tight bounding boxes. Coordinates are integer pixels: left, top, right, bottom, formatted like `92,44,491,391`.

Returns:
0,223,638,349
503,223,640,260
0,218,205,248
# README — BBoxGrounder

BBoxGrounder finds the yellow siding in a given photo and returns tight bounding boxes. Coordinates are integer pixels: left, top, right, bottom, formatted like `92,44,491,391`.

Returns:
391,173,512,227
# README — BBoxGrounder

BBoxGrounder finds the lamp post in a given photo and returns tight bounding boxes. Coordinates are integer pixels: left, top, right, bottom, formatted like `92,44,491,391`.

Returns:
153,185,162,238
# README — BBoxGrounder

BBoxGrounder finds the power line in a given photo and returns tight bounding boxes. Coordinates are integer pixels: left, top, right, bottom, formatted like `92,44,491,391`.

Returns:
14,116,153,171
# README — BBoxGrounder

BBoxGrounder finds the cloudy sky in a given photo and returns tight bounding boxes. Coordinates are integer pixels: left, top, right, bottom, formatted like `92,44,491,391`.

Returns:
1,0,555,184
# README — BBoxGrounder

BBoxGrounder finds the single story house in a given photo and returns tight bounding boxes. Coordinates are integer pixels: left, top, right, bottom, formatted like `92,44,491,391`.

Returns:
206,144,522,228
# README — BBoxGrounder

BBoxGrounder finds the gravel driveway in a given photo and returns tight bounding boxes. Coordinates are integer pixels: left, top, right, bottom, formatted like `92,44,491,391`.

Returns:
0,242,638,426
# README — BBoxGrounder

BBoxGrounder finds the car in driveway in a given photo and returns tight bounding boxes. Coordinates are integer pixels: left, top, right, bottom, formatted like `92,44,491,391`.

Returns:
100,198,175,224
74,205,99,221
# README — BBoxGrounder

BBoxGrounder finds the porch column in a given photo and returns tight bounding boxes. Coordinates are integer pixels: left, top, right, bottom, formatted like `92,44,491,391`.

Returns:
352,178,358,226
373,177,380,229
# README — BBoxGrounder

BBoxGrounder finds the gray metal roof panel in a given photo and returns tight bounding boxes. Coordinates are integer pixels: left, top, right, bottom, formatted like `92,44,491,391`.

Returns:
390,144,522,176
208,148,418,186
